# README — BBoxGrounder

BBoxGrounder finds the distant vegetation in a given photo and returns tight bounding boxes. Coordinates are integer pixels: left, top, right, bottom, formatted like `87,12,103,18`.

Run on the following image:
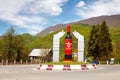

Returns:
0,22,120,63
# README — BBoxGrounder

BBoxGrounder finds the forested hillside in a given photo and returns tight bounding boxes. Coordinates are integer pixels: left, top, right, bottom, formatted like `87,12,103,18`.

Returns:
0,23,120,63
29,23,120,62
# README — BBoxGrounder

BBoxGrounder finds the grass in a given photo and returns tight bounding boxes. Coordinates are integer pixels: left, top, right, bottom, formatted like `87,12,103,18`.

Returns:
42,62,89,65
29,23,91,49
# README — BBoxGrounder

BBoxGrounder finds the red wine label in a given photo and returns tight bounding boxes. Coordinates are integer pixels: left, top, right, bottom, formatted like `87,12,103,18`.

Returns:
65,39,72,55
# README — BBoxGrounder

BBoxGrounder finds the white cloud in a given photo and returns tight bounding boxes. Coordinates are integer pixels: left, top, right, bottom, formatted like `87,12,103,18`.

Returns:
76,0,120,19
0,0,67,35
29,0,68,16
76,1,85,8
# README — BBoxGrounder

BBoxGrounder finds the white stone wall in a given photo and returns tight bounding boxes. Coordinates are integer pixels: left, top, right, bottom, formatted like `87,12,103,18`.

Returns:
53,30,65,62
73,31,84,62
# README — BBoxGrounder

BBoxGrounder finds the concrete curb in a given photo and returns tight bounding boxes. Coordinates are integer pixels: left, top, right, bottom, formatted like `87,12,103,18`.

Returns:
33,64,99,71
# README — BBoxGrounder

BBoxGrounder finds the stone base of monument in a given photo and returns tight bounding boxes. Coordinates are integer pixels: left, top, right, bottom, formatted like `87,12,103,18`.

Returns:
33,64,101,71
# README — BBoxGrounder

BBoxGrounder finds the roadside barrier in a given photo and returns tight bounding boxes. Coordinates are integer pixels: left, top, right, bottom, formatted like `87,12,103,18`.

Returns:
35,64,99,71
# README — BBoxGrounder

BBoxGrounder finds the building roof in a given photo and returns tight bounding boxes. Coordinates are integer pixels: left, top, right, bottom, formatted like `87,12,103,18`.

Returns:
29,49,50,57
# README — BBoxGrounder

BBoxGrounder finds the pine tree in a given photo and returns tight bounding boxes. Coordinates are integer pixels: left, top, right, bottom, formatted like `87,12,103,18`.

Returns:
99,21,113,61
87,24,100,59
88,21,113,61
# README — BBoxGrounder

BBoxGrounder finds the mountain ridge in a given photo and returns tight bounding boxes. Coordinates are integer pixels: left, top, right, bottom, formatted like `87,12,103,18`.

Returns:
37,14,120,37
78,14,120,26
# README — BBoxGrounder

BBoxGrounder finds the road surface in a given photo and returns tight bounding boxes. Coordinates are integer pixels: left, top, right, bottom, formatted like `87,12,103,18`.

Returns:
0,64,120,80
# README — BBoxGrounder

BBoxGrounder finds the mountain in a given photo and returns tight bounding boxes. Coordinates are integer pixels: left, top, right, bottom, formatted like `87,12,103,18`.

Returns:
78,14,120,27
36,23,74,37
36,14,120,37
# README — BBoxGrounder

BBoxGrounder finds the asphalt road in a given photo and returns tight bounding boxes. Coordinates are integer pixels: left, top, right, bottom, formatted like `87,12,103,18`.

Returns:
0,64,120,80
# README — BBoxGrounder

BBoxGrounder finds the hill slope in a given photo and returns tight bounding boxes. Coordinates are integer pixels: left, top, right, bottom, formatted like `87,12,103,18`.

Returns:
29,24,91,50
37,14,120,37
78,14,120,27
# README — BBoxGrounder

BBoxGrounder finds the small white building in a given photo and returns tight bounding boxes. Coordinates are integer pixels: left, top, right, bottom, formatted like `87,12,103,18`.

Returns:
29,49,51,63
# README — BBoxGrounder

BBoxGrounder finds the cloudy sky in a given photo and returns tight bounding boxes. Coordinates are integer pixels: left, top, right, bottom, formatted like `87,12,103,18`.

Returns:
0,0,120,35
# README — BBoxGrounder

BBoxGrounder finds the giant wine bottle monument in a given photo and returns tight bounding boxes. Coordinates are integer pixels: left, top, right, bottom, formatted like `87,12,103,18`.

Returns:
53,25,84,62
64,25,72,62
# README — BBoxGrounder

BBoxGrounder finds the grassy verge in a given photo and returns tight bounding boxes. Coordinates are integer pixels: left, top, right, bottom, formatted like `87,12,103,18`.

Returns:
42,62,89,65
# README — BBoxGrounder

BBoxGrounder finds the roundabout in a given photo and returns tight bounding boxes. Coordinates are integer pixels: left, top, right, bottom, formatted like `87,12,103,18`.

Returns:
33,64,101,71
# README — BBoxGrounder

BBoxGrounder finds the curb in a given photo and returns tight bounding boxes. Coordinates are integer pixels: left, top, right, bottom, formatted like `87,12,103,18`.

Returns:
33,64,99,71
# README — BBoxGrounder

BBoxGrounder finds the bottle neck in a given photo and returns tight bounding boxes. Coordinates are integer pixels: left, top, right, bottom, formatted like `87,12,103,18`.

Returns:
67,32,70,35
65,25,72,39
65,32,72,39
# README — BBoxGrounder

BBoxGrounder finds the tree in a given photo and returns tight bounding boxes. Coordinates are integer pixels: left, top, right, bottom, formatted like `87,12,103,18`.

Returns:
114,41,120,63
14,35,24,62
2,27,17,61
87,21,113,61
0,39,4,60
1,27,25,62
87,24,100,60
99,21,113,61
22,45,30,61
